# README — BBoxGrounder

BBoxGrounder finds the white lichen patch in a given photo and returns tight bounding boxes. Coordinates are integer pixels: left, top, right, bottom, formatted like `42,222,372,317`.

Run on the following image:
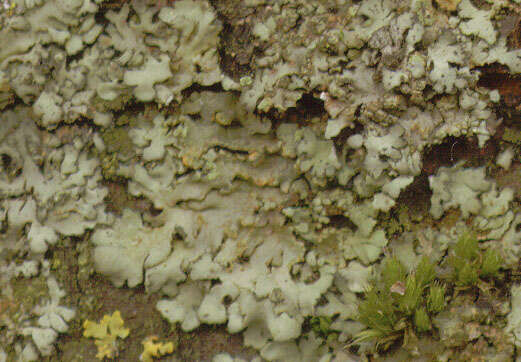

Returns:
20,275,75,357
0,109,112,254
429,162,515,236
91,208,173,288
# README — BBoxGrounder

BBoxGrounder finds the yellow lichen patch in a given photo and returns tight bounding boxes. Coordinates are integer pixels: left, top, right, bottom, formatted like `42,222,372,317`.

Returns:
83,310,130,360
140,336,175,362
435,0,462,11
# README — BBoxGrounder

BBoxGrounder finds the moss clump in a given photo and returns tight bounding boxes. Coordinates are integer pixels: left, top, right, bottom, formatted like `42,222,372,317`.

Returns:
354,256,443,349
426,282,446,313
355,286,398,346
354,232,504,351
413,307,431,333
448,232,503,286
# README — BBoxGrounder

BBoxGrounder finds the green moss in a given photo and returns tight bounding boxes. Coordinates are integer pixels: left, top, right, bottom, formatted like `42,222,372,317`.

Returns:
356,288,397,340
355,258,410,348
354,256,443,348
448,232,503,286
310,316,333,336
414,307,431,332
415,256,437,289
426,282,446,313
453,232,479,261
381,256,407,291
397,274,423,316
354,231,506,351
455,263,479,286
480,248,503,278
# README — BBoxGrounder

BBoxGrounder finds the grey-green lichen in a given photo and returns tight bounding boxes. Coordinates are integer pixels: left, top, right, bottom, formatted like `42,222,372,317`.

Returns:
1,0,521,360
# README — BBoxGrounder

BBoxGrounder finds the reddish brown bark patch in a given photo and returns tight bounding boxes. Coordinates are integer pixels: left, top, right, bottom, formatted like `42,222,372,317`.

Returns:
421,135,499,175
477,63,521,112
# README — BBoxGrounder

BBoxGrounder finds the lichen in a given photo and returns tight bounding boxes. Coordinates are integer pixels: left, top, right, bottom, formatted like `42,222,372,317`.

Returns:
1,0,521,360
140,336,175,362
83,310,130,360
502,127,521,145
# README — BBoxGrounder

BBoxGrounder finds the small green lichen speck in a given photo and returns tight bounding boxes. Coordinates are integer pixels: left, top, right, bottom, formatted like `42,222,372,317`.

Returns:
101,127,134,156
502,127,521,145
309,316,338,344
